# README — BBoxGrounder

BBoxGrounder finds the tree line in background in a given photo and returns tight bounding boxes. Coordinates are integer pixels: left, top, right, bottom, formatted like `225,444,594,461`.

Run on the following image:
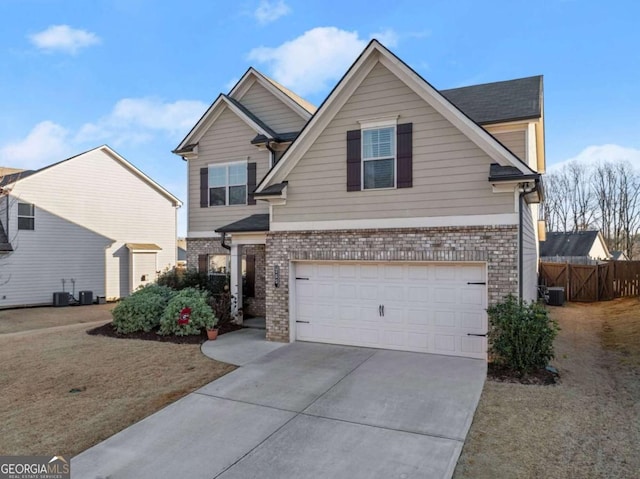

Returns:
543,161,640,259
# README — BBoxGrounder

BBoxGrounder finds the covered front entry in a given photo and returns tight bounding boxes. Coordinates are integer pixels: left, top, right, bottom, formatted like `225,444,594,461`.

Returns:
292,261,488,359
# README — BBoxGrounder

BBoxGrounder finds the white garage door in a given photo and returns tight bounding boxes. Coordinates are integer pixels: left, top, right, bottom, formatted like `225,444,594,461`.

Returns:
293,262,487,359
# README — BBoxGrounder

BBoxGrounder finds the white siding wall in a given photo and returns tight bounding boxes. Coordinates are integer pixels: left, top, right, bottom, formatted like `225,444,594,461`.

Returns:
238,82,307,133
0,201,112,307
273,62,515,223
521,201,538,302
1,148,178,305
589,237,609,260
189,107,269,234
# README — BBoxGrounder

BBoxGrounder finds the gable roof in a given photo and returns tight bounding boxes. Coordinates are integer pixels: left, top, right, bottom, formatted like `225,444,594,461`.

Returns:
175,68,315,154
540,231,605,257
256,40,537,193
441,76,543,125
2,146,182,207
0,170,36,188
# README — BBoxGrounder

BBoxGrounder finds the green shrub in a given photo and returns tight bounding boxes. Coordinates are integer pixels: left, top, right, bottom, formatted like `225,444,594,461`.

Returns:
158,288,217,336
208,287,235,329
112,285,176,334
487,295,560,374
157,266,229,296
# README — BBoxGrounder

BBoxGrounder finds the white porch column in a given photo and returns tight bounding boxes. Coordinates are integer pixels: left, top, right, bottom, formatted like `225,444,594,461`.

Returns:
230,243,243,324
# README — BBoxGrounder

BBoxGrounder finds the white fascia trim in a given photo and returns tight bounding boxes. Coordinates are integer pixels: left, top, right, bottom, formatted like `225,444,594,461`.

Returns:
376,53,535,175
221,97,272,138
231,68,312,120
358,115,398,129
231,232,267,245
255,52,379,192
270,213,519,232
187,231,220,239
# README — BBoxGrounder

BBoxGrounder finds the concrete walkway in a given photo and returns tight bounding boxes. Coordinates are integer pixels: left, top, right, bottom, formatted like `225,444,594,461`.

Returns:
201,328,285,366
72,342,486,479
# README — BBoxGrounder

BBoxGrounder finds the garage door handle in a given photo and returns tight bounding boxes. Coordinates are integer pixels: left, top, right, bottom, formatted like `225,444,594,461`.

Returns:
467,282,486,285
296,320,310,324
467,333,487,337
296,277,309,280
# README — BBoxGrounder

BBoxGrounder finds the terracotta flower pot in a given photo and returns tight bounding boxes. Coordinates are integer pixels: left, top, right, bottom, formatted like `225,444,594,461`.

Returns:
206,329,219,341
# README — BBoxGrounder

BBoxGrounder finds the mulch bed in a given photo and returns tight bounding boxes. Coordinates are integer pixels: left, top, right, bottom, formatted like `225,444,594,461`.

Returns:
87,322,244,344
488,362,558,385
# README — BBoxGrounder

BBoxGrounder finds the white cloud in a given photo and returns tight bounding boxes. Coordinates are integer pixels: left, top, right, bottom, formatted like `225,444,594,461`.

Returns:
29,25,100,54
0,121,71,169
254,0,291,25
224,77,240,92
549,144,640,172
76,97,208,145
248,27,391,96
371,29,399,48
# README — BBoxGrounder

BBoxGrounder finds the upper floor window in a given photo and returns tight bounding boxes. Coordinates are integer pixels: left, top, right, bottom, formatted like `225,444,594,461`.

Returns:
209,161,247,206
362,126,395,189
17,202,35,230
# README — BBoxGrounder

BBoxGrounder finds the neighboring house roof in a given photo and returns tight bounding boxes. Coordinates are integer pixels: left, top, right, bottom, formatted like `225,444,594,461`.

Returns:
215,214,270,233
0,170,36,188
1,146,182,207
257,39,537,193
0,221,12,252
125,243,162,251
441,76,543,125
177,246,187,262
540,231,604,257
610,251,629,261
175,68,315,155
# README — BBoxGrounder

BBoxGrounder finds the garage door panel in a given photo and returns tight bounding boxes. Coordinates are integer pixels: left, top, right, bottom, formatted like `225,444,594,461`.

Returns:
359,284,378,300
433,287,457,304
294,262,487,359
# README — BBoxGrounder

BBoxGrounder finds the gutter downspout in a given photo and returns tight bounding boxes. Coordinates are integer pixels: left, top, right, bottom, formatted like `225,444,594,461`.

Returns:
220,232,231,251
518,181,539,301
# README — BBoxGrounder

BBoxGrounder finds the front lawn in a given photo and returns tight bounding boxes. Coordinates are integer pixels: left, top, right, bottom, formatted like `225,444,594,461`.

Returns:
0,310,235,456
454,297,640,479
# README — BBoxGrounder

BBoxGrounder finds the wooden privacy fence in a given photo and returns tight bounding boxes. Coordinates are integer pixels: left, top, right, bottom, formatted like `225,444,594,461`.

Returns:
539,261,640,302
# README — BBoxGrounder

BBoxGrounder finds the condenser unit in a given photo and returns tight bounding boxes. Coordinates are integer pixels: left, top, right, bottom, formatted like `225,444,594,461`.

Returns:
79,291,93,305
53,292,69,307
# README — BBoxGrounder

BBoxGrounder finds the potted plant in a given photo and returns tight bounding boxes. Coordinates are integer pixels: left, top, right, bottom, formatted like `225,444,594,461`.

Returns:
205,315,219,340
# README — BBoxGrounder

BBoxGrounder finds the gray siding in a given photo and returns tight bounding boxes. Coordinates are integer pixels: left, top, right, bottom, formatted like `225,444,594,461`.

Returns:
0,203,111,308
238,82,307,133
492,130,526,162
1,148,178,304
273,62,515,223
189,107,269,233
521,201,538,302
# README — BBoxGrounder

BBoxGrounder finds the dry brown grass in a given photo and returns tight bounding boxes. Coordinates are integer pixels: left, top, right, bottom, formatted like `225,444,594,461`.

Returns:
0,304,116,334
0,313,235,457
454,297,640,479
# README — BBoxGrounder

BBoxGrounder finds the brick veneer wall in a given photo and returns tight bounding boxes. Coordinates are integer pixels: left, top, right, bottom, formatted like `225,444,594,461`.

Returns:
265,226,518,342
186,237,266,317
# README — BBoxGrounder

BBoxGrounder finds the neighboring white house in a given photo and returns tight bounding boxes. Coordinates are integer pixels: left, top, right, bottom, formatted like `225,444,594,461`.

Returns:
0,145,181,308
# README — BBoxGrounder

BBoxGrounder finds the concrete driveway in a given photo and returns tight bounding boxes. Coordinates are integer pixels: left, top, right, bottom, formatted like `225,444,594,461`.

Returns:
72,342,486,479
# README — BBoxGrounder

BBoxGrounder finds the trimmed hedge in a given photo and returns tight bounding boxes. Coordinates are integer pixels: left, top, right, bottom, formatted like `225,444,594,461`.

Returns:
111,284,176,334
158,288,217,336
487,295,560,374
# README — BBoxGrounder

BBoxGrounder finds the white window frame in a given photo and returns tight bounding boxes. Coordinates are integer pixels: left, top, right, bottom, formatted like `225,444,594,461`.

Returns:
360,122,397,191
17,202,35,230
208,160,248,207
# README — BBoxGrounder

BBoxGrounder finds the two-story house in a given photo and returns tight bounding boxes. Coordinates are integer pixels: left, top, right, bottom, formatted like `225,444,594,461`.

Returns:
174,40,544,360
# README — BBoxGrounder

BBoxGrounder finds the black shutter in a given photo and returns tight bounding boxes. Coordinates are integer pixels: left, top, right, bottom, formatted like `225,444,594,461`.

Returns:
200,168,209,207
397,123,413,188
198,254,208,273
247,162,257,205
245,254,255,298
346,129,361,191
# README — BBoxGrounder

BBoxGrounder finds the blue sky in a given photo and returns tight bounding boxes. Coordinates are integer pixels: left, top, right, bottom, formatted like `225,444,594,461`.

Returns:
1,0,639,235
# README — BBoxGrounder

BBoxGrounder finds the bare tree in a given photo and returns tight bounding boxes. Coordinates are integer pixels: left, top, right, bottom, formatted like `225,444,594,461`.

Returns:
566,162,595,231
544,160,640,259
